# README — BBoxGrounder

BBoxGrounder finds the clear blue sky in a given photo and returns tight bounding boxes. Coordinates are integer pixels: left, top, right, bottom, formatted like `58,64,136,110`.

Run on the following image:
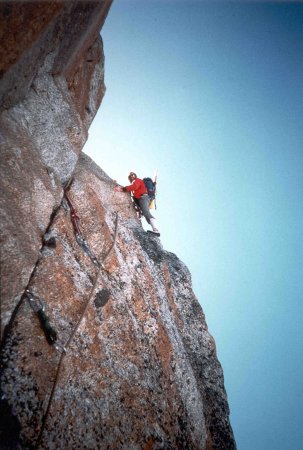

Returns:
83,1,303,449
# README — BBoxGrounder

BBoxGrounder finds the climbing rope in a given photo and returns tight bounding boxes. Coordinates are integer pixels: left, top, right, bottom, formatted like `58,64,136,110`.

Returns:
35,213,119,449
64,188,100,268
1,173,119,449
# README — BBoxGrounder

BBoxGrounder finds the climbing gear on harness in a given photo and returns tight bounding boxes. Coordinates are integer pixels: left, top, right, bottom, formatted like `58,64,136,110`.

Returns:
25,290,58,346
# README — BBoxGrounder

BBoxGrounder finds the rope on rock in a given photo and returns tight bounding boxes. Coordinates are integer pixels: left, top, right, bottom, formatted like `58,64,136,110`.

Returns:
35,213,119,449
64,187,100,268
1,173,119,448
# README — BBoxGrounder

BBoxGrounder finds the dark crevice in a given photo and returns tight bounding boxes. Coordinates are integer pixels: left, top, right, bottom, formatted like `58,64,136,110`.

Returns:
0,398,22,450
0,296,24,353
0,201,62,351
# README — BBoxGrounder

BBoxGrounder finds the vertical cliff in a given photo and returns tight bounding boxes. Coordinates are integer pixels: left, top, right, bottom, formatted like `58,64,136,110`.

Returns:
0,2,236,449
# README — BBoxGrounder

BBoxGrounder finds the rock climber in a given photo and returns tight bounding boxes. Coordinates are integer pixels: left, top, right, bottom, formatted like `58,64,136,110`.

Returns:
114,172,160,236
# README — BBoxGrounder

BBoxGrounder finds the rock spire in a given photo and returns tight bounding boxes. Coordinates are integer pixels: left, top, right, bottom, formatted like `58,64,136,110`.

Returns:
0,2,236,449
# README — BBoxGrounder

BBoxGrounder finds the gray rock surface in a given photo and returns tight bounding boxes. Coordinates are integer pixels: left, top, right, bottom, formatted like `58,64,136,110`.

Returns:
0,2,236,449
0,0,111,333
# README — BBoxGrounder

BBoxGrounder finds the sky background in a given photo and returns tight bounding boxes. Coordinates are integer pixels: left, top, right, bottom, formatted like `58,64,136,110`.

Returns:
83,1,303,449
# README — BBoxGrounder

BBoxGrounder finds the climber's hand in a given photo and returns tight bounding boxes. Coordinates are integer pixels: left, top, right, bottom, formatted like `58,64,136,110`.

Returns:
114,186,123,192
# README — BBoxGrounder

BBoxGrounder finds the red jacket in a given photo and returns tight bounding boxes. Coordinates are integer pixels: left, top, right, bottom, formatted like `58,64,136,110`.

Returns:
124,178,147,199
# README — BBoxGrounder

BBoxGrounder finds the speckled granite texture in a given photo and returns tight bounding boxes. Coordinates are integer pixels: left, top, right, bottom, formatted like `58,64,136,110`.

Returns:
0,2,236,449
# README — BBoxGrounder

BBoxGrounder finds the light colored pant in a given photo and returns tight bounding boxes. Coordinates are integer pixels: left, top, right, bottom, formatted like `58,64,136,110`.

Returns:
137,194,154,224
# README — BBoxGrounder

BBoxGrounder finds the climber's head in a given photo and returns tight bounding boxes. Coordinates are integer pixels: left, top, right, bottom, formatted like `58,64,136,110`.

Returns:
128,172,137,182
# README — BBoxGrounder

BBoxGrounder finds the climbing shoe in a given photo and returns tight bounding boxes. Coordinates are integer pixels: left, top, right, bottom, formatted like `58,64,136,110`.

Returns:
147,230,160,237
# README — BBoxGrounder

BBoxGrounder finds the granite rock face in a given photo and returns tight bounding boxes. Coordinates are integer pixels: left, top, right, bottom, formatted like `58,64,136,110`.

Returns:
0,2,236,449
0,0,111,333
